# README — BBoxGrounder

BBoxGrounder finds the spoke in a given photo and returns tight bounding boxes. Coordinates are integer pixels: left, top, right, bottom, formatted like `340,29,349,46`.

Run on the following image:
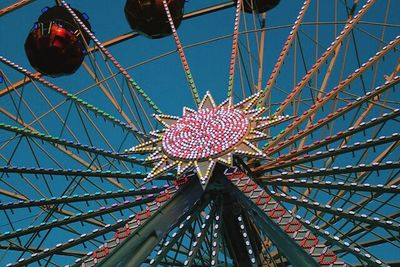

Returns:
0,183,105,228
258,160,399,179
0,192,158,242
1,1,399,266
0,109,127,189
314,162,400,228
0,185,166,210
79,61,146,133
302,144,398,233
263,41,400,154
0,188,27,201
162,0,200,107
6,184,180,267
268,189,398,232
267,175,400,261
263,133,399,171
261,178,399,194
60,0,162,119
272,0,377,117
228,168,390,266
337,210,400,241
235,215,258,266
255,13,266,93
258,0,311,107
0,2,237,98
7,214,129,266
334,235,399,255
148,198,211,266
224,167,345,266
210,200,223,267
0,166,172,181
94,177,202,266
0,56,143,136
0,0,34,17
258,108,400,170
0,122,145,166
293,212,388,266
181,202,216,266
296,36,345,148
227,0,242,100
0,244,85,258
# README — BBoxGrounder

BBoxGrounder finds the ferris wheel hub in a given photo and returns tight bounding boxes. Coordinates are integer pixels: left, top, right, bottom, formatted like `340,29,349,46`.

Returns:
126,92,290,188
162,107,250,161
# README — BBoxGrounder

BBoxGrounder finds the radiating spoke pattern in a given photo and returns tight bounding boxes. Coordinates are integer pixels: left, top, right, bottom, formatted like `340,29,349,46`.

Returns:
0,0,399,266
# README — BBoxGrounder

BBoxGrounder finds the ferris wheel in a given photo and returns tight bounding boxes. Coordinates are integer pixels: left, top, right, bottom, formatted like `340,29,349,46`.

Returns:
0,0,399,266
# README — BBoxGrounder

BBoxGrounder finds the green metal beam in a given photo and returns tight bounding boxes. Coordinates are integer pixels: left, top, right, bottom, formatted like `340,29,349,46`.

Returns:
99,178,204,267
223,175,320,267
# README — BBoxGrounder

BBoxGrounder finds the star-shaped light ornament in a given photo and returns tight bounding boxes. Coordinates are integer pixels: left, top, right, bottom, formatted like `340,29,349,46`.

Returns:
126,92,290,189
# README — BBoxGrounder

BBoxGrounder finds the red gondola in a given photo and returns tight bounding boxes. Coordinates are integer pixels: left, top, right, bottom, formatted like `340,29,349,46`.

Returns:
24,6,91,77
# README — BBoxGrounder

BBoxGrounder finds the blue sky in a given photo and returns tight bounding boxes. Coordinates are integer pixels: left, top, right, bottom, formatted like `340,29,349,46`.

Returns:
0,0,399,266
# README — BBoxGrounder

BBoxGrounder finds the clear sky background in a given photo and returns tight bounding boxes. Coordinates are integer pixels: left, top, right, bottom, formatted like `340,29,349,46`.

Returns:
0,0,399,266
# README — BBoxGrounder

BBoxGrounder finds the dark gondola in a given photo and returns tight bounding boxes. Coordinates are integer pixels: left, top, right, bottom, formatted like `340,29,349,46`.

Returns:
125,0,185,38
